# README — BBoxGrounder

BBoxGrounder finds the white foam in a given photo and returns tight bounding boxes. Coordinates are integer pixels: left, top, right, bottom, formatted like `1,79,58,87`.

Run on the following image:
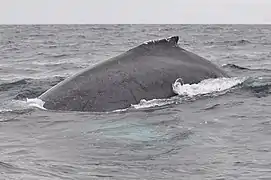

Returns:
0,98,46,113
131,77,246,110
113,108,129,113
131,98,176,109
26,98,46,110
172,77,246,97
0,108,13,113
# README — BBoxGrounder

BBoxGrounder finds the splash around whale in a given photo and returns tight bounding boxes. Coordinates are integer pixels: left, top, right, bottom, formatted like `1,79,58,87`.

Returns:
38,36,229,112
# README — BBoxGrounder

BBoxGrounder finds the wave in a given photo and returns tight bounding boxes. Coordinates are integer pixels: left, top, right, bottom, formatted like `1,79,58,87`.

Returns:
2,74,271,113
26,98,46,110
172,77,245,97
50,54,70,58
131,98,177,110
0,79,28,92
0,99,44,114
131,75,271,111
242,76,271,98
222,64,250,70
222,63,271,72
0,77,65,100
204,39,251,46
130,77,246,111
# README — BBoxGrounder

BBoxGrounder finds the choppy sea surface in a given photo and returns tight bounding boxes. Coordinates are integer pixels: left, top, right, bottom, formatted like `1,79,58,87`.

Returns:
1,25,271,180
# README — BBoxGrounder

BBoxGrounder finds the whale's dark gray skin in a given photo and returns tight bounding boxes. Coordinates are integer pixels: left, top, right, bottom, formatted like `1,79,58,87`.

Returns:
39,36,229,112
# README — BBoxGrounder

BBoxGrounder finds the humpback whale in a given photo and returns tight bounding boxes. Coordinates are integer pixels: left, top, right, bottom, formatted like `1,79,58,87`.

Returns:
39,36,229,112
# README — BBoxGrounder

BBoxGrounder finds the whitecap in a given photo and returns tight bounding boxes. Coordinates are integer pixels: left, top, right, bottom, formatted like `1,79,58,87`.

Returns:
172,77,246,97
131,77,246,110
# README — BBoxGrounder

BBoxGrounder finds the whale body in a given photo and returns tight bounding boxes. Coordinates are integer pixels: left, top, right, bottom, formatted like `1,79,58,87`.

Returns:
39,36,229,112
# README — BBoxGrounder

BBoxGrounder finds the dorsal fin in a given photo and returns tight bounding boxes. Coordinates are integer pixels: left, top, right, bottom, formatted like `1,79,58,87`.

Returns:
143,36,179,46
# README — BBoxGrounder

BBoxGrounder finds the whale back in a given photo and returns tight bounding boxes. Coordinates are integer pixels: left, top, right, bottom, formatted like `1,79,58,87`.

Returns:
39,36,229,112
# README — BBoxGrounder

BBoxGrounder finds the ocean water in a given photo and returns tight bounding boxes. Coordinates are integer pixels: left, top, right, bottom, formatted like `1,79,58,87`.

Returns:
1,25,271,180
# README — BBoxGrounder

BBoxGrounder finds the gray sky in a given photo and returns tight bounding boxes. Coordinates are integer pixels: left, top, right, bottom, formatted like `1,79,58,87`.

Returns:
1,0,271,24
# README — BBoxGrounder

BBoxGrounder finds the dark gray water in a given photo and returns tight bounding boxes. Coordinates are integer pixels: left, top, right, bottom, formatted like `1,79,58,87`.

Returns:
1,25,271,180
